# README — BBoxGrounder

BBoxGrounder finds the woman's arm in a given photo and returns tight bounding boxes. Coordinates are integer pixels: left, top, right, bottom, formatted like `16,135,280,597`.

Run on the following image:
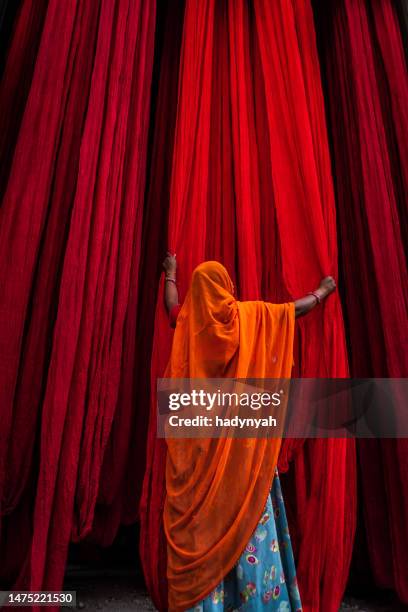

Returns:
163,252,179,314
162,253,335,318
295,276,336,318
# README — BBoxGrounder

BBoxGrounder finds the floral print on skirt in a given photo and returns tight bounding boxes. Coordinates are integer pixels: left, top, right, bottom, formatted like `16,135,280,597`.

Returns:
186,469,302,611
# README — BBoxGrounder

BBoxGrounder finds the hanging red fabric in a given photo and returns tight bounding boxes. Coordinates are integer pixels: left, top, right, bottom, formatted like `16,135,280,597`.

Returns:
139,2,356,611
317,0,408,603
0,0,156,604
0,0,49,199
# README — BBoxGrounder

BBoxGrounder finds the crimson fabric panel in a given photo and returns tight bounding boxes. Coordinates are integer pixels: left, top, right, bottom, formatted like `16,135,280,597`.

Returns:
315,0,408,603
0,0,156,604
139,2,356,611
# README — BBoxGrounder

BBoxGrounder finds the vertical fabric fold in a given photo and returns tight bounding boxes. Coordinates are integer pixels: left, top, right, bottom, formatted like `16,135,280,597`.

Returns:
0,0,156,602
315,0,408,603
254,3,355,610
140,2,356,610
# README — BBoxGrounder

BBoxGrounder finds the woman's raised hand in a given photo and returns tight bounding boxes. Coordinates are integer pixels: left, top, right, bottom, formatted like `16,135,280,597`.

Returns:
163,252,177,278
295,276,336,318
317,276,336,299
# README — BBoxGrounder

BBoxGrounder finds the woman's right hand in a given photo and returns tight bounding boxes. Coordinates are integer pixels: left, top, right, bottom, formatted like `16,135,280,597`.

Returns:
317,276,336,299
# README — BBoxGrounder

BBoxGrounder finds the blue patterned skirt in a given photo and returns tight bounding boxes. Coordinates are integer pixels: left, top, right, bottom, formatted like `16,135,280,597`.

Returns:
186,469,302,611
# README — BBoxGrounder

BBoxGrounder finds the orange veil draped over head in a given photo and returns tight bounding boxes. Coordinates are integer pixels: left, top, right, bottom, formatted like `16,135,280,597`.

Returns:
164,261,295,611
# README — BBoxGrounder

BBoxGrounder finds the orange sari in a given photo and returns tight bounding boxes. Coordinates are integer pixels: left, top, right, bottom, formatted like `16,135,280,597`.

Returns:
164,261,295,611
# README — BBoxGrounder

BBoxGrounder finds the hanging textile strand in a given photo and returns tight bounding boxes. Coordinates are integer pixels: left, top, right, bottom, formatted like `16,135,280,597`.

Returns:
0,0,156,604
314,0,408,603
139,1,356,610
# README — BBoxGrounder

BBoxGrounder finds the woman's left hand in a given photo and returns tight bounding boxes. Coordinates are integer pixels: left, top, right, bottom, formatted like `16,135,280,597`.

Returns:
163,252,177,278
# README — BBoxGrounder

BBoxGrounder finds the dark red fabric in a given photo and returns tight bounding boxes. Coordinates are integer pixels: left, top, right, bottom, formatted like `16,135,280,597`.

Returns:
139,2,356,611
316,0,408,603
1,0,406,609
169,304,181,329
0,0,48,200
0,0,156,605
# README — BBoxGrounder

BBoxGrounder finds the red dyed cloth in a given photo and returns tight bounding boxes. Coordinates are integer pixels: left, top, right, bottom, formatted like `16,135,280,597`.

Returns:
0,0,156,606
316,0,408,602
140,2,356,611
169,304,181,329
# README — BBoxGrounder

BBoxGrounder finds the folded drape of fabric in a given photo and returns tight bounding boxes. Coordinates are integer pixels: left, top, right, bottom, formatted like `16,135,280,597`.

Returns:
252,4,356,610
2,0,406,608
315,0,408,603
396,0,408,65
140,2,356,611
0,0,156,603
0,0,48,199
